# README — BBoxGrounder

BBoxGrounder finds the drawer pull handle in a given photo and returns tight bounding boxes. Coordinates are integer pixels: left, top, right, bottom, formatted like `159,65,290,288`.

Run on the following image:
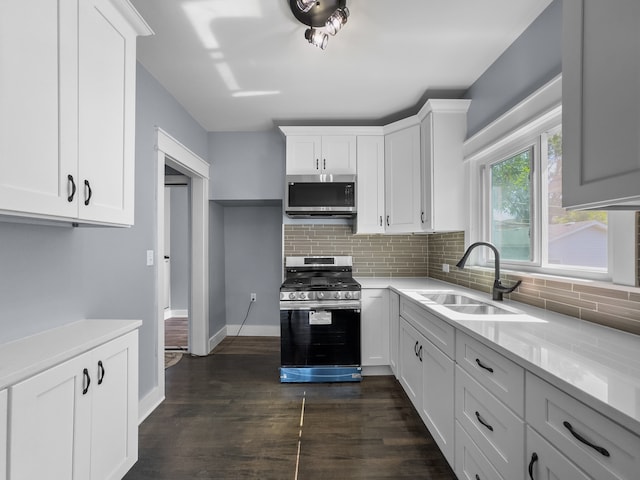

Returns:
97,360,105,385
475,358,494,373
414,341,419,356
528,452,538,480
475,411,493,432
67,175,76,202
562,421,610,457
418,345,423,362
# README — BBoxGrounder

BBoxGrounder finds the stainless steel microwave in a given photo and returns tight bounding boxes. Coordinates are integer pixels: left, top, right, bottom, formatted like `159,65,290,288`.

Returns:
285,174,356,217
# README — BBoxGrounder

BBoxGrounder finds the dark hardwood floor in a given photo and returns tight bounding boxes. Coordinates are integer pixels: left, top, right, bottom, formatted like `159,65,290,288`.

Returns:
124,337,457,480
165,316,188,350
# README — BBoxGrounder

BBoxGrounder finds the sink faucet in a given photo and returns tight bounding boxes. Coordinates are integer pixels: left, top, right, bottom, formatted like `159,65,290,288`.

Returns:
455,241,522,301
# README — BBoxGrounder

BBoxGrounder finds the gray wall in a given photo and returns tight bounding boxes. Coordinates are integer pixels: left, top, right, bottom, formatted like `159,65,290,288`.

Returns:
209,130,285,201
168,185,189,311
464,0,562,137
0,222,84,343
222,206,283,331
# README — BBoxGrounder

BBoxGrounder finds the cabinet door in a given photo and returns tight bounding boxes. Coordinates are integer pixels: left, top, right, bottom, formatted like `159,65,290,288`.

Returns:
399,318,423,409
355,136,385,234
0,0,78,219
421,339,455,464
1,389,6,480
78,0,137,224
9,354,92,480
286,136,322,174
361,289,390,366
321,136,357,174
389,291,400,377
90,331,138,480
562,0,640,208
527,427,591,480
385,125,421,233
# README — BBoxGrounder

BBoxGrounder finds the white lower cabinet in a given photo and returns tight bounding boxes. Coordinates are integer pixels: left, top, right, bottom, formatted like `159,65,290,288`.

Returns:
420,336,454,462
361,289,390,366
455,366,525,480
526,372,640,480
399,315,454,465
1,389,6,480
9,331,138,480
527,426,590,480
455,421,504,480
389,291,400,377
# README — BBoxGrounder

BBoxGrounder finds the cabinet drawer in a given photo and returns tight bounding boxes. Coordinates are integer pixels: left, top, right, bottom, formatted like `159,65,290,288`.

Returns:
455,421,504,480
400,298,455,358
527,426,590,480
456,331,524,416
526,372,640,480
456,366,525,480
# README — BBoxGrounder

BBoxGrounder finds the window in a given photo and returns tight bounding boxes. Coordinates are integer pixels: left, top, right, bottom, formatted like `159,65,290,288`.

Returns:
483,126,608,275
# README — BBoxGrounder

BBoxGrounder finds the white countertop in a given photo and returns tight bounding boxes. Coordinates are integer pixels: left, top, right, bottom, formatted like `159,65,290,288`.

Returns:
0,319,142,390
358,277,640,436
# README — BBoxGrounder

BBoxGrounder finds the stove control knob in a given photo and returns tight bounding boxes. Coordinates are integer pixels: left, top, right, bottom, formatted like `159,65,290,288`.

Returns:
288,292,296,300
333,292,341,299
345,292,352,299
299,292,306,300
317,291,325,299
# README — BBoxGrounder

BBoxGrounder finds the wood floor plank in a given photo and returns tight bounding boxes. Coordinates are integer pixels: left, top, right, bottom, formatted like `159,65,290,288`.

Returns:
124,337,457,480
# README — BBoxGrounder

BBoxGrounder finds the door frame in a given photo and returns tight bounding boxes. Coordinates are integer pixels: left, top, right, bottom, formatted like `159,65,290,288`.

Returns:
154,129,209,392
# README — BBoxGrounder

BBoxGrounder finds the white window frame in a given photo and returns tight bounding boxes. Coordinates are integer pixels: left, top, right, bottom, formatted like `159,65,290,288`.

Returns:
463,75,636,284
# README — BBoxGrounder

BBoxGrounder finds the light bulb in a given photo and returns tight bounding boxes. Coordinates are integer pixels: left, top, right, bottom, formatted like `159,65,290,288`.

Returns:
304,28,328,50
325,7,349,35
296,0,316,13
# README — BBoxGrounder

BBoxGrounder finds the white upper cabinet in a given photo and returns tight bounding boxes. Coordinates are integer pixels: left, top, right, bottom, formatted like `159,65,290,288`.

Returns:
355,136,385,234
283,131,357,175
419,100,470,232
384,123,422,233
0,0,152,225
562,0,640,209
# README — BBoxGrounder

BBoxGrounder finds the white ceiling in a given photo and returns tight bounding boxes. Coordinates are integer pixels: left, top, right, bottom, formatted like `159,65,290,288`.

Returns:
131,0,553,132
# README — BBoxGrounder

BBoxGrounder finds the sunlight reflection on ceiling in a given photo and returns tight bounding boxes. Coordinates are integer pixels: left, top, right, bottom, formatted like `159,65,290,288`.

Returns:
183,0,281,97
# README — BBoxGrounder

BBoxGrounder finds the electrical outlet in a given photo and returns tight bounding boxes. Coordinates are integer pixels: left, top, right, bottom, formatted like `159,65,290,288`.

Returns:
250,293,257,302
442,263,450,273
146,250,154,266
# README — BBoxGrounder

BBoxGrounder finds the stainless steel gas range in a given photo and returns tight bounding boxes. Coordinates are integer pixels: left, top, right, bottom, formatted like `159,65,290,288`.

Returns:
279,256,362,383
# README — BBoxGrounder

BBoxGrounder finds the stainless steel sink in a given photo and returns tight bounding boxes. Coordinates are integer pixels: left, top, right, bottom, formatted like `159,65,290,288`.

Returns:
419,293,480,305
443,304,513,315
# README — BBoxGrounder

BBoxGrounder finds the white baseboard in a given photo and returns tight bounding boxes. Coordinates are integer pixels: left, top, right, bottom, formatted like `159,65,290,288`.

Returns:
362,365,393,376
208,326,227,353
225,324,280,337
164,309,188,320
138,386,165,425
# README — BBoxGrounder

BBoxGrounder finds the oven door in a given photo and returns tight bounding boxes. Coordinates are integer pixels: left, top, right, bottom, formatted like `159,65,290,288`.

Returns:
280,306,361,368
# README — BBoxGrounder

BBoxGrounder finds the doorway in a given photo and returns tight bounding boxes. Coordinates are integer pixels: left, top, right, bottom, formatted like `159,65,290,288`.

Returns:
164,173,190,352
151,128,209,413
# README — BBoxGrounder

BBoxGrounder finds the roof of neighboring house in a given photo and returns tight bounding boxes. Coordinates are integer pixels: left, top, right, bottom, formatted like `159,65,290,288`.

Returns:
548,220,608,243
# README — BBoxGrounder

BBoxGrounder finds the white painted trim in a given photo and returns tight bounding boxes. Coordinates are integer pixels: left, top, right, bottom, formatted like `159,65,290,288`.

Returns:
464,74,562,161
279,126,384,137
111,0,154,36
150,128,209,419
225,325,280,337
208,326,227,353
164,309,188,320
137,386,164,425
362,365,393,376
157,128,209,179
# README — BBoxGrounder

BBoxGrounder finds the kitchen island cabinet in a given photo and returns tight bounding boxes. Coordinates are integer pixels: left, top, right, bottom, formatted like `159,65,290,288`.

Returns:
0,0,152,226
1,319,141,480
562,0,640,209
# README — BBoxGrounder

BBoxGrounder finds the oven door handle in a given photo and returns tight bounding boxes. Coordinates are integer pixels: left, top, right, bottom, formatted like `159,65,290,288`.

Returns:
280,301,362,311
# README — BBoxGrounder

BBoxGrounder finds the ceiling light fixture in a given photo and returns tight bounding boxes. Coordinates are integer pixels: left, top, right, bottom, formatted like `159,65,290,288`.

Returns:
289,0,349,50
